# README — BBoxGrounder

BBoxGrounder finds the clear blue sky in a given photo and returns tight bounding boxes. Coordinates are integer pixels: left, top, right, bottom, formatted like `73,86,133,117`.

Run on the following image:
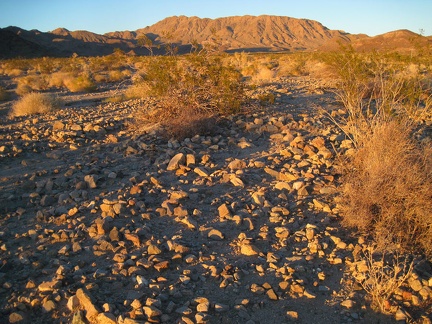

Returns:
1,0,431,36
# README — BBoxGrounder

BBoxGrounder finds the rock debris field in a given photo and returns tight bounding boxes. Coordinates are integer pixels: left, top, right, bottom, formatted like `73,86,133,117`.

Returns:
0,77,430,324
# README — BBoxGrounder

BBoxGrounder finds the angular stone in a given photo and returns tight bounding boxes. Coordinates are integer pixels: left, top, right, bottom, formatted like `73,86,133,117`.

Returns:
39,279,61,292
395,309,409,321
230,174,244,187
228,159,247,170
71,311,86,324
319,147,333,159
275,182,291,191
311,136,325,149
84,175,98,189
124,233,140,247
218,204,231,218
214,303,229,313
409,278,423,292
76,288,100,319
154,261,169,271
148,244,162,255
240,244,260,256
9,312,27,323
286,311,299,321
167,153,185,171
67,295,80,311
178,216,197,229
341,299,355,309
194,167,209,177
143,305,162,318
251,191,265,206
208,229,224,240
53,121,65,131
186,154,196,166
197,301,210,313
96,313,116,324
266,288,278,300
170,190,189,200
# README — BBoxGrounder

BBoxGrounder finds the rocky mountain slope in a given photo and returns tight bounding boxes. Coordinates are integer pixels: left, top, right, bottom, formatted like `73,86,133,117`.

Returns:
1,15,430,58
134,15,353,52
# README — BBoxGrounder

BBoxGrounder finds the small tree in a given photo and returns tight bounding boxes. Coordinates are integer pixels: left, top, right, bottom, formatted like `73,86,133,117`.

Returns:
161,30,178,56
138,34,154,56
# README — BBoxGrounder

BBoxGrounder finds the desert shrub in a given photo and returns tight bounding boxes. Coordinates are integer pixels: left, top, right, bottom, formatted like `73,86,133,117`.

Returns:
48,72,73,88
277,53,309,77
108,70,125,82
10,92,63,117
15,83,33,96
132,53,244,126
130,53,244,139
250,65,278,84
328,48,432,145
64,74,97,92
93,73,109,83
16,75,49,92
340,119,432,257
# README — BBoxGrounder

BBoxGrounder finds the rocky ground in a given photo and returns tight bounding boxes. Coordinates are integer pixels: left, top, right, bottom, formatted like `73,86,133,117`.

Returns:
0,77,431,324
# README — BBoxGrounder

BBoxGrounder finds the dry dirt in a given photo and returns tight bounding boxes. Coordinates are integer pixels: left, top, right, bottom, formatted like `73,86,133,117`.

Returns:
0,77,429,324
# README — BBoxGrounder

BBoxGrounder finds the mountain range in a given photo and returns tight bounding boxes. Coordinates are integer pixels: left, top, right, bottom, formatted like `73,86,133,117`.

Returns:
0,15,430,58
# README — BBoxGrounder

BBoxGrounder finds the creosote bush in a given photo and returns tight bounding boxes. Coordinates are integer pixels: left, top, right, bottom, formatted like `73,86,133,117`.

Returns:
131,53,245,139
10,92,63,117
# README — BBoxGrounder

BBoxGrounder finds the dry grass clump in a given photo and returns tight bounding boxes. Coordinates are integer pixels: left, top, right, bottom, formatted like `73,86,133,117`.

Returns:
108,70,126,82
48,72,73,88
15,83,33,96
355,247,414,313
10,92,63,117
250,66,278,84
340,119,432,257
5,68,24,77
64,74,97,93
15,75,49,94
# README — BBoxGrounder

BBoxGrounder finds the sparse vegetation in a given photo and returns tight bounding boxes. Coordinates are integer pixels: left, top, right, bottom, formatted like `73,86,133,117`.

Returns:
340,119,432,256
64,74,97,93
10,92,63,117
1,19,432,324
328,48,432,258
355,247,414,313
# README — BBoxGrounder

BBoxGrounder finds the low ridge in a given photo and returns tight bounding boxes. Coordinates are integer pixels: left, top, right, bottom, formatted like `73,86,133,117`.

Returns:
0,15,429,58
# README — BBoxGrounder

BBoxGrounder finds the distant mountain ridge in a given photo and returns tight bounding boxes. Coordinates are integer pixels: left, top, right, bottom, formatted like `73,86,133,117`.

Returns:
0,15,430,58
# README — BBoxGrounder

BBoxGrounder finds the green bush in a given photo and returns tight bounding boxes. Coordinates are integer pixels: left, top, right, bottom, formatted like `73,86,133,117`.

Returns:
130,53,245,139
